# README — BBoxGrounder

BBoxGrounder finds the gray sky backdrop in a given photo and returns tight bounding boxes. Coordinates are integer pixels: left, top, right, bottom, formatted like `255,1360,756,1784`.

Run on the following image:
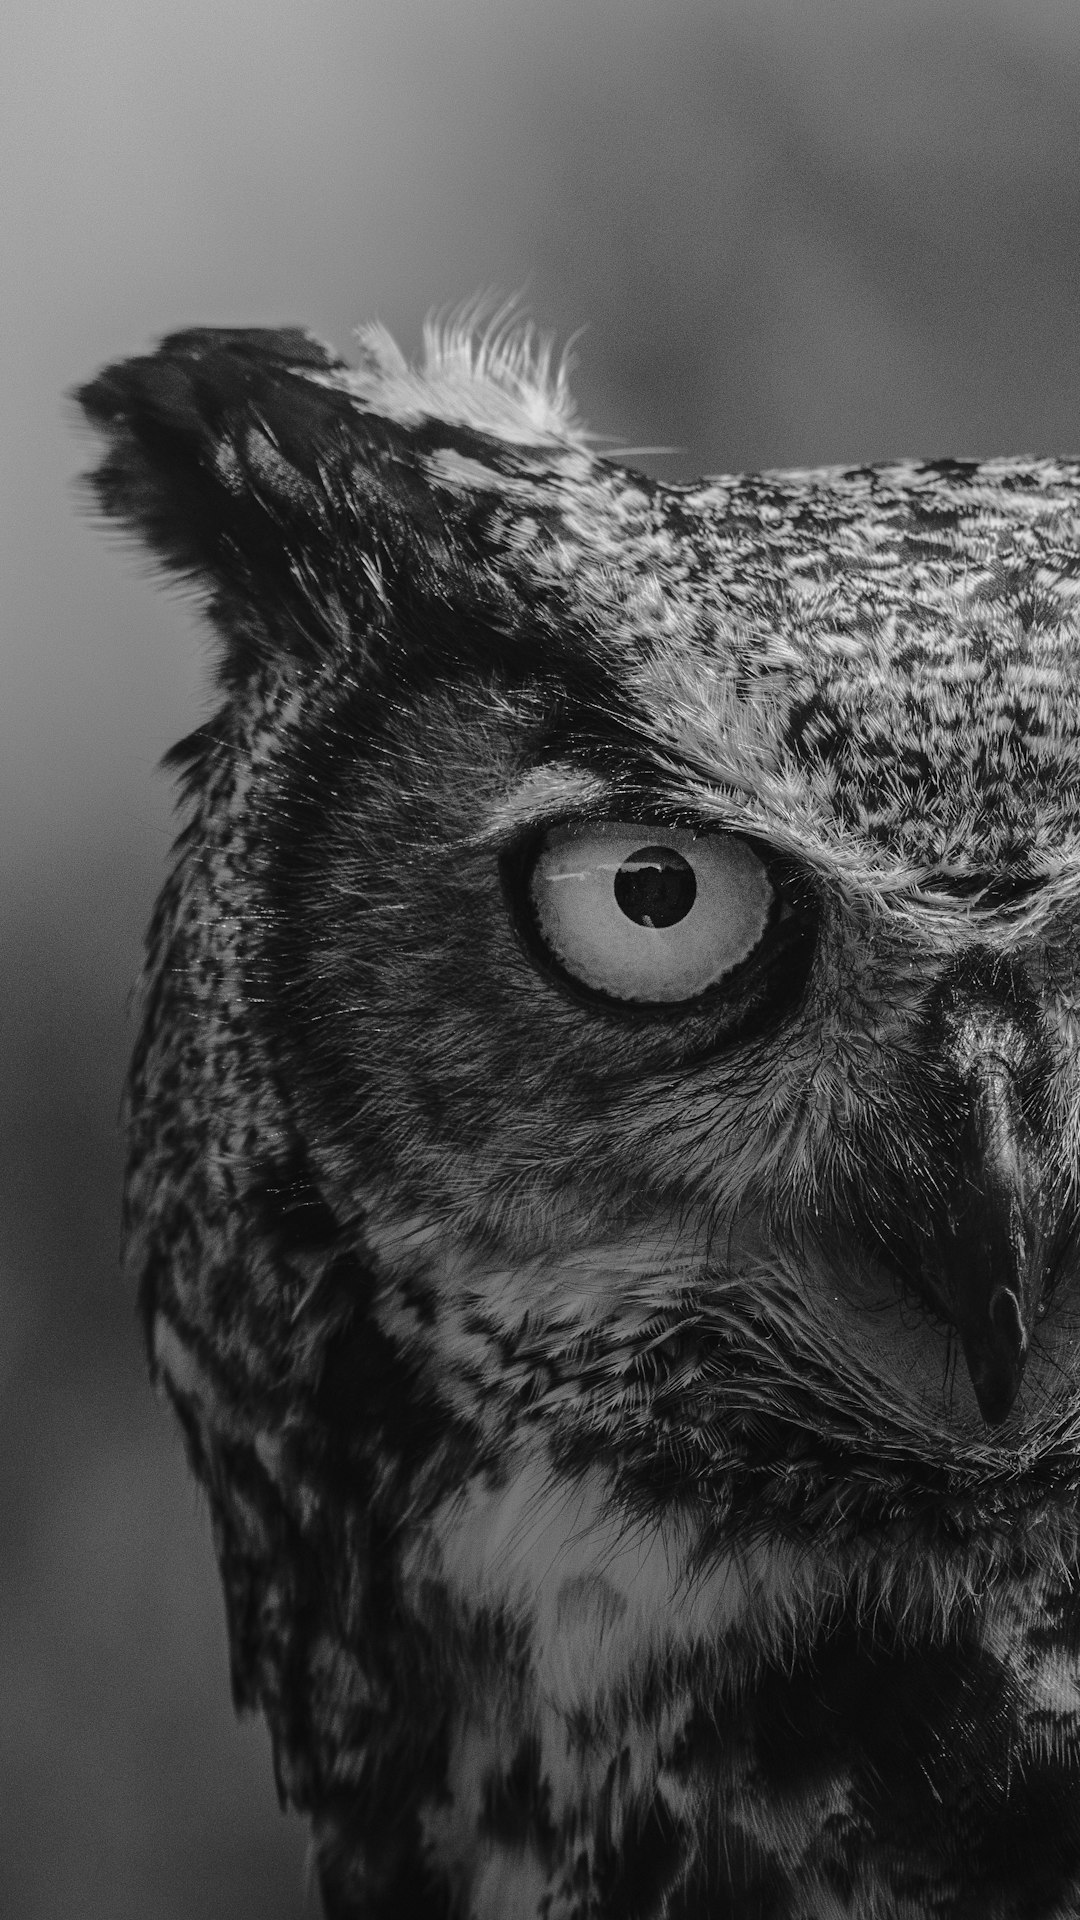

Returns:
4,1,1080,1914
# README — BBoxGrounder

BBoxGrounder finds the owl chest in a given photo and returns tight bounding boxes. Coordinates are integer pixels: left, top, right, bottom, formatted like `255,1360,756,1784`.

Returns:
398,1458,1080,1917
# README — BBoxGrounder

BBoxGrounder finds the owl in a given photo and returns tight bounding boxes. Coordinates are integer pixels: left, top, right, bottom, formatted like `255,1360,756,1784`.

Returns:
77,316,1080,1920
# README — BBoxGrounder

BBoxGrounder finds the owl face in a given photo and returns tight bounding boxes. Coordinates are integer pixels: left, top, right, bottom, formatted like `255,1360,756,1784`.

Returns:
77,323,1080,1916
252,547,1080,1535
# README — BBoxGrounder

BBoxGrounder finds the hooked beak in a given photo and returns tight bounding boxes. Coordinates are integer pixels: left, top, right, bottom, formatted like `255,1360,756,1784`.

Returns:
941,1045,1045,1425
927,973,1051,1427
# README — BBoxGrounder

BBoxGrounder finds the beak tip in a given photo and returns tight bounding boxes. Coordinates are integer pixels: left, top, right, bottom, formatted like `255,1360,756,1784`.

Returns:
958,1287,1031,1427
971,1370,1022,1427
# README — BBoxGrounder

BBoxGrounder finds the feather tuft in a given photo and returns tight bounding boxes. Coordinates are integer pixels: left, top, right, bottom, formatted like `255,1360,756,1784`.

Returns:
348,296,586,446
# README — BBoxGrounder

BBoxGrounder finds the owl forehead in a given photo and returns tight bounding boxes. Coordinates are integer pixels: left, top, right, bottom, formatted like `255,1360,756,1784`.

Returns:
457,446,1080,878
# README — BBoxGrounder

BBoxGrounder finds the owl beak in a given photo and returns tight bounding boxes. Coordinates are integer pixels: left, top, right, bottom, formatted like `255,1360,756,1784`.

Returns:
934,1009,1048,1428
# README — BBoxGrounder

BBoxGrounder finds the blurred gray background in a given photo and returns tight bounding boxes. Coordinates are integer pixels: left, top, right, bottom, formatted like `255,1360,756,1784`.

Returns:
4,0,1080,1912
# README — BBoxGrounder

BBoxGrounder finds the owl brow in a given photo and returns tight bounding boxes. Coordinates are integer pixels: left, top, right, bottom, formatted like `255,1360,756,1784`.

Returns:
468,761,742,851
468,763,618,849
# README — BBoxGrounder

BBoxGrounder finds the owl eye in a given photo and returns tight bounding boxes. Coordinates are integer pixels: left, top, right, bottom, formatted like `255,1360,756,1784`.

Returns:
525,822,777,1004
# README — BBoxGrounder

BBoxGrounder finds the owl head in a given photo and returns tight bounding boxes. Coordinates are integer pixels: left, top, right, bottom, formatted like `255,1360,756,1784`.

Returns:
76,318,1080,1649
73,318,1080,1912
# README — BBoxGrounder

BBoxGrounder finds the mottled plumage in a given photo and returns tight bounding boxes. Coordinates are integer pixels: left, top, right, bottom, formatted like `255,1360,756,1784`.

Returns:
78,318,1080,1917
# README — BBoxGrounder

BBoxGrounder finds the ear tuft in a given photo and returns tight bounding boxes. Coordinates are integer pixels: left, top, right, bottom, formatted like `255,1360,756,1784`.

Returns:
74,328,389,673
75,314,587,688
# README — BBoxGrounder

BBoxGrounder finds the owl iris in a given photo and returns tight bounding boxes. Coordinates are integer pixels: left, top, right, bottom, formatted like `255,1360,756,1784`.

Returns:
613,844,695,927
527,821,775,1002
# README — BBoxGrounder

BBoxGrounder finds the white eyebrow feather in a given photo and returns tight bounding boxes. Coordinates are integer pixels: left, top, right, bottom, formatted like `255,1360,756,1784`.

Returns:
343,302,588,446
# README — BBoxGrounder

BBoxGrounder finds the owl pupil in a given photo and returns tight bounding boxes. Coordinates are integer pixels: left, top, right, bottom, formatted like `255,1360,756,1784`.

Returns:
613,845,697,928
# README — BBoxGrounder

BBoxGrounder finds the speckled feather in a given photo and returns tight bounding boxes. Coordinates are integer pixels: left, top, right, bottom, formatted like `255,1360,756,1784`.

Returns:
77,318,1080,1917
